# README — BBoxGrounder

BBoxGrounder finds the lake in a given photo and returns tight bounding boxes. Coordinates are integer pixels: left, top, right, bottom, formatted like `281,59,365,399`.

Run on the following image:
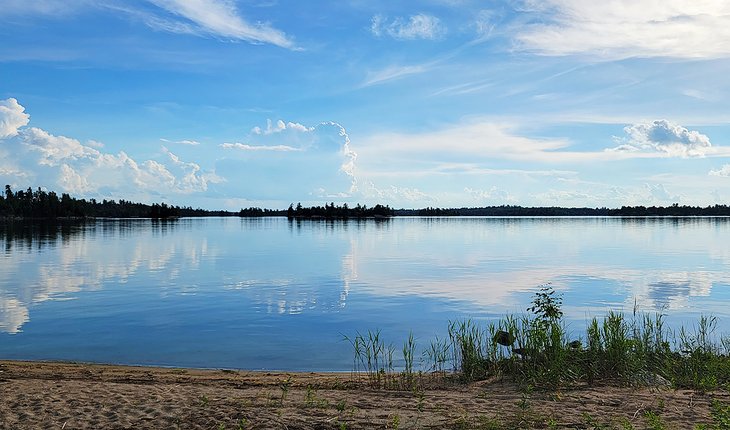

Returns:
1,217,729,371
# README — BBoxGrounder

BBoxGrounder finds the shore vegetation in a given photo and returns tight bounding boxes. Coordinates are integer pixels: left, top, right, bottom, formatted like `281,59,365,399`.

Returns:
347,286,730,393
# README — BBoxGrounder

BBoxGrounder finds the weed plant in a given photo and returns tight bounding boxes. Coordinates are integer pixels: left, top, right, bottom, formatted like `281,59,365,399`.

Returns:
347,286,730,390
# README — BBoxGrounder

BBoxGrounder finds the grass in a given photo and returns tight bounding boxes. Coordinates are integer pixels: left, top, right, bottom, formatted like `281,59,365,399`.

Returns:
346,286,730,391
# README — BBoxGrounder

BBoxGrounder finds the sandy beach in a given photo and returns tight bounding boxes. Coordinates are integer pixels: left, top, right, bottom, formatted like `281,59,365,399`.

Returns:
1,360,727,429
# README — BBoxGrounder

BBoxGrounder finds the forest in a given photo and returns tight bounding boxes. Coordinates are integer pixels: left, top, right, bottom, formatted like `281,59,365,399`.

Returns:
3,185,730,219
0,185,239,219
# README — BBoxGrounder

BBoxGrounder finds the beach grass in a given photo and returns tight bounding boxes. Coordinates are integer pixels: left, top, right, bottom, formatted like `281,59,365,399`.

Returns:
346,287,730,391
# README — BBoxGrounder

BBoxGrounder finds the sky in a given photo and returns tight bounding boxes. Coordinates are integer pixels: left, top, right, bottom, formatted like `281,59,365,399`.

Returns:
2,0,730,210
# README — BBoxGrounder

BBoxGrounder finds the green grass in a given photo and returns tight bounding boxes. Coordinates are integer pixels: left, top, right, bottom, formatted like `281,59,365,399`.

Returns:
346,286,730,391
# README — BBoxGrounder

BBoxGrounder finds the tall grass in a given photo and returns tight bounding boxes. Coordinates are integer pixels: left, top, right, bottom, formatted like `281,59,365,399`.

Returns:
342,329,395,388
346,287,730,390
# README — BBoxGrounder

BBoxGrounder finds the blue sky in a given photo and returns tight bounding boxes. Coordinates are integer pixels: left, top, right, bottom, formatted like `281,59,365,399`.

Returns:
2,0,730,209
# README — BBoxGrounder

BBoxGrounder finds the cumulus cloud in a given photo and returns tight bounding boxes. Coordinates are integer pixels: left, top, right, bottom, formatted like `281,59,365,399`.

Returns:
0,98,30,139
709,165,730,177
0,98,220,199
464,186,515,203
0,297,29,334
362,182,436,203
645,183,679,203
515,0,730,59
215,119,357,201
371,13,446,40
251,119,312,135
610,120,712,157
22,127,101,166
147,0,295,48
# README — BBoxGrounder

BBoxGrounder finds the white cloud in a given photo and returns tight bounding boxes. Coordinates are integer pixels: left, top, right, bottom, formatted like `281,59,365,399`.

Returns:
251,119,312,135
515,0,730,59
645,183,679,203
464,186,515,203
0,296,29,334
147,0,294,48
361,64,429,87
362,64,430,87
709,165,730,177
58,164,91,194
610,120,712,157
362,182,436,203
215,120,357,201
0,0,91,17
160,138,200,145
370,13,446,40
220,142,300,151
0,98,221,199
0,98,30,139
21,127,101,166
358,120,569,162
473,10,497,39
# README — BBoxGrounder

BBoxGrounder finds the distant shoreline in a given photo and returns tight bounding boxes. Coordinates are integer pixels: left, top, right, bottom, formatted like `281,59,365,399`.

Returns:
4,186,730,219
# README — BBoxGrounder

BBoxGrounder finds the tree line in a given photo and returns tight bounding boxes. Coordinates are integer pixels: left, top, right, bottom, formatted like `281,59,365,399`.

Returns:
0,185,241,219
4,185,730,219
399,204,730,217
286,202,393,219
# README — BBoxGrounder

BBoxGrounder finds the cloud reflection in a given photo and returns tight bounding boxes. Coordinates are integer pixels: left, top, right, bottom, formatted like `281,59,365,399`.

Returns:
0,220,213,333
2,217,730,335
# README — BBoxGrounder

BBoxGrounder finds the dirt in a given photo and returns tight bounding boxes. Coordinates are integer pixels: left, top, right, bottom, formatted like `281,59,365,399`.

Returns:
0,360,727,429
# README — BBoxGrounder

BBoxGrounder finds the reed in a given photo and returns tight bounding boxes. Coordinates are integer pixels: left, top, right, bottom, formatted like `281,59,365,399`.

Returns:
346,286,730,390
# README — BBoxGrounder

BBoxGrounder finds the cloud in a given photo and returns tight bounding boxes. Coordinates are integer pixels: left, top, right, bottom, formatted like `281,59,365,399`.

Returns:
645,183,679,203
358,120,569,162
464,186,515,203
215,120,357,201
362,64,430,87
709,165,730,177
515,0,730,59
0,0,92,17
361,182,436,203
251,119,312,135
610,120,712,157
370,13,446,40
160,138,200,145
147,0,295,48
0,98,220,199
0,98,30,139
220,143,300,151
0,297,29,334
21,127,101,166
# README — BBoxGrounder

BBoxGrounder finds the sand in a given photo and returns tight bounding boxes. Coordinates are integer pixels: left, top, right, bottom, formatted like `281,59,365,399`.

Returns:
0,360,727,429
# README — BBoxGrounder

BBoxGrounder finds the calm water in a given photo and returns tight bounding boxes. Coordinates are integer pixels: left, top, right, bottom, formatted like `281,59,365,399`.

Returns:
1,217,729,371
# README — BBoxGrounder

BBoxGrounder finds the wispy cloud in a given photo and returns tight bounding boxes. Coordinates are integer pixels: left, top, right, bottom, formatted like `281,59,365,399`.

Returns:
370,13,446,40
362,64,430,87
160,138,201,146
147,0,295,48
220,142,300,151
0,0,92,17
515,0,730,59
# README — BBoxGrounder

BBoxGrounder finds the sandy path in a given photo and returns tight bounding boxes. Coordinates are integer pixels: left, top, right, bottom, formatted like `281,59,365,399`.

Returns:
0,360,727,429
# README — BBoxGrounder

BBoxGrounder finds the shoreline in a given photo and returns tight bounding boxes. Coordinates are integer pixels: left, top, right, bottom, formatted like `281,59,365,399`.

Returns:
1,360,727,429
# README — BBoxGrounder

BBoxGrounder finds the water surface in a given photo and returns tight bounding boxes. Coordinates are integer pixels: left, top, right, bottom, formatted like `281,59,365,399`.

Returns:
1,217,729,370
